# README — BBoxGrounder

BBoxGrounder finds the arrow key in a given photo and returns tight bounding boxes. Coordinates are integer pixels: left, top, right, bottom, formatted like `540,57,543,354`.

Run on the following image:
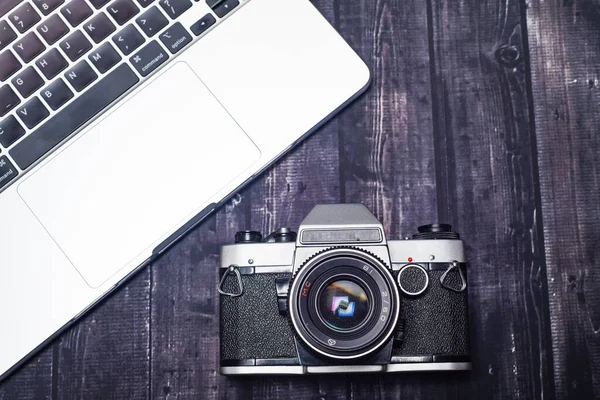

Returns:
112,24,145,55
190,13,215,36
214,0,238,18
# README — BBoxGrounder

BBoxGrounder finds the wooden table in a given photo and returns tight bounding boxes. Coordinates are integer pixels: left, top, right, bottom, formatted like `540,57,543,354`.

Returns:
1,0,599,398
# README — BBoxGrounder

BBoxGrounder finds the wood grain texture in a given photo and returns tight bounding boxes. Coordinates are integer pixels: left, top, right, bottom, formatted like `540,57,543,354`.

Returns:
429,0,554,398
2,0,600,398
53,271,151,400
526,0,600,398
337,0,437,237
150,216,221,400
335,0,469,398
0,348,52,400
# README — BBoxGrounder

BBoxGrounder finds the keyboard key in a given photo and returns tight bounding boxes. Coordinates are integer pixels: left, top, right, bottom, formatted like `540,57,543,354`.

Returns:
32,0,64,15
36,13,69,45
159,0,191,19
10,64,139,169
11,66,44,97
159,22,190,54
40,78,73,110
13,31,45,62
190,13,214,36
36,48,68,79
112,24,144,55
59,30,92,61
0,116,26,147
0,21,18,51
205,0,220,8
84,12,116,43
0,156,18,189
16,97,49,128
136,6,167,37
136,0,154,7
0,0,25,19
0,85,21,117
64,60,97,91
214,0,238,18
89,42,121,73
88,0,110,8
9,3,41,33
107,0,139,25
0,51,22,81
60,0,93,27
130,40,167,77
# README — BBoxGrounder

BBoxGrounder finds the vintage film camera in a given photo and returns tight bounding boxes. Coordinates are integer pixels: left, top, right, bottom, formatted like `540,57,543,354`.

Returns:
218,204,471,375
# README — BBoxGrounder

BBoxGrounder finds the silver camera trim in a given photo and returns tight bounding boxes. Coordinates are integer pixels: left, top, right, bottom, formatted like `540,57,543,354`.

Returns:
388,240,466,264
288,247,401,361
221,362,472,375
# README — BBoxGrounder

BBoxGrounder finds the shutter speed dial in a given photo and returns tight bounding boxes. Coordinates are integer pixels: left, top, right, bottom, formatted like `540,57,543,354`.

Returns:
234,230,263,244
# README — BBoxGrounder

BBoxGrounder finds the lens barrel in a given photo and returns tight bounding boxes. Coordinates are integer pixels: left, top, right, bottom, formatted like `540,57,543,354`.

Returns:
288,248,400,360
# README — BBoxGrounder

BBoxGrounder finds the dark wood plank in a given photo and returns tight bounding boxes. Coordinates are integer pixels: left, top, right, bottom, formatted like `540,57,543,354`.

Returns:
53,270,151,399
429,0,554,398
0,348,52,400
337,0,438,236
149,215,222,399
335,0,473,397
526,0,600,398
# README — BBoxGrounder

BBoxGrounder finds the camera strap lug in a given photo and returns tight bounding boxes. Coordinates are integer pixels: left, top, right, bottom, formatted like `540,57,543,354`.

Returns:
218,265,244,298
440,261,467,293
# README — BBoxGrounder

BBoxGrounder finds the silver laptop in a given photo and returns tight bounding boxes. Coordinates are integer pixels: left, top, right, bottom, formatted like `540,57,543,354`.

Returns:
0,0,370,380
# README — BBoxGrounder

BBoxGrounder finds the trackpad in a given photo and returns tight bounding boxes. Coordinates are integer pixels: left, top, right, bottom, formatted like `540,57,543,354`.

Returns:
18,62,260,288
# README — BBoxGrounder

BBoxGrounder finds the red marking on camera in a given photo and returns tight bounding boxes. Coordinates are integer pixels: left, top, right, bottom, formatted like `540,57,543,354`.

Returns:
302,281,311,297
408,257,413,262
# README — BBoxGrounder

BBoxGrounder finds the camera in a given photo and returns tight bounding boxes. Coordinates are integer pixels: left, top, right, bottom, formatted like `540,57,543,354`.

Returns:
218,204,471,375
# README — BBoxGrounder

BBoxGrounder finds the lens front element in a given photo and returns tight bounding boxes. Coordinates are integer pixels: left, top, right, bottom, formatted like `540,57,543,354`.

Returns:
289,248,400,360
318,279,370,331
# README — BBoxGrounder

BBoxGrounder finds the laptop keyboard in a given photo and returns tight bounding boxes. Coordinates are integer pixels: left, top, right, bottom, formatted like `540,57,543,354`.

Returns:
0,0,242,190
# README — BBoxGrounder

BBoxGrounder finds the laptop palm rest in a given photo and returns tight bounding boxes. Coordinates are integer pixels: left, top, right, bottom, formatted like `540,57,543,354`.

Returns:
16,61,261,288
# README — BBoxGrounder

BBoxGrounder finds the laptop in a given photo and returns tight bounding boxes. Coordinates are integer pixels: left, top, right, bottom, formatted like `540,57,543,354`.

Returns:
0,0,370,380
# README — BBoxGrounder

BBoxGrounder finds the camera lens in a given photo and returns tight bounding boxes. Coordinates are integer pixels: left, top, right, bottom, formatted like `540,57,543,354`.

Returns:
288,248,400,360
317,279,371,331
